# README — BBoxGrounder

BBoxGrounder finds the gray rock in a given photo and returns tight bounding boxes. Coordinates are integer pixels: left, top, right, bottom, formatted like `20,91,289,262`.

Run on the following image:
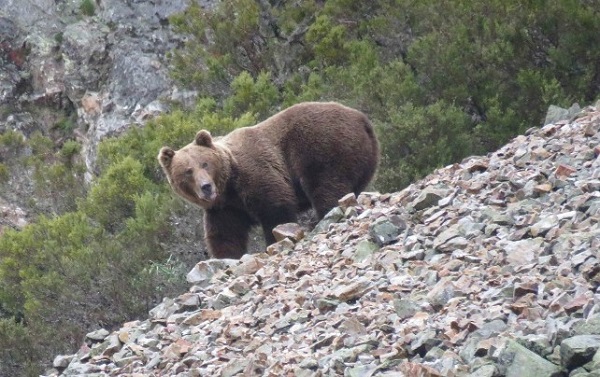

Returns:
461,320,508,363
221,358,249,377
338,192,359,209
0,0,60,28
210,288,239,309
313,206,344,233
318,343,373,366
530,215,559,237
345,364,379,377
62,21,111,100
573,316,600,336
369,219,401,246
410,329,441,356
401,249,426,261
500,238,544,265
52,354,74,368
347,240,379,263
481,208,514,225
393,298,419,319
498,340,562,377
545,104,581,125
411,189,443,211
590,347,600,370
560,335,600,370
426,277,458,311
457,218,485,238
517,334,552,357
149,297,179,321
468,364,498,377
186,259,237,285
433,224,461,251
85,328,110,341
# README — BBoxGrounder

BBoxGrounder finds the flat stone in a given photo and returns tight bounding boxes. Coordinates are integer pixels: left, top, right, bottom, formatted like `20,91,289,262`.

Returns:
231,254,264,275
468,364,497,377
530,215,558,237
433,224,461,251
329,279,372,302
393,299,419,319
369,219,401,246
313,206,345,233
555,164,577,178
347,240,379,263
272,222,305,243
411,189,443,211
426,277,458,311
86,328,110,341
265,237,295,255
499,340,562,377
186,259,237,285
573,316,600,336
501,238,544,265
338,193,359,209
560,335,600,370
53,354,75,368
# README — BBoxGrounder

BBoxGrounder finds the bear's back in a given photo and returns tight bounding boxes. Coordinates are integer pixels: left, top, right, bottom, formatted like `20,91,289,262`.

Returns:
220,102,378,194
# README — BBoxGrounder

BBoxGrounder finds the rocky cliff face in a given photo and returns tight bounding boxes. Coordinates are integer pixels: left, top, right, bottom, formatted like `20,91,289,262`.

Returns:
44,104,600,376
0,0,211,231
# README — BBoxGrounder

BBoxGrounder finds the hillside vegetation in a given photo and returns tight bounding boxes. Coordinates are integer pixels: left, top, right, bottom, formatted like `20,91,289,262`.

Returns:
1,0,599,375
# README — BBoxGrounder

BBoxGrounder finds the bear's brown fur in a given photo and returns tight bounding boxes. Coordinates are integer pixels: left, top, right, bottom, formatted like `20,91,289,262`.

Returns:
158,102,379,259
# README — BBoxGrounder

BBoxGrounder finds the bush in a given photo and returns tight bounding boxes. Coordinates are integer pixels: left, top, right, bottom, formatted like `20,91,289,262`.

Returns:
0,163,8,183
59,140,81,162
82,157,155,231
79,0,95,17
224,71,279,119
0,130,25,158
376,101,477,191
0,318,37,377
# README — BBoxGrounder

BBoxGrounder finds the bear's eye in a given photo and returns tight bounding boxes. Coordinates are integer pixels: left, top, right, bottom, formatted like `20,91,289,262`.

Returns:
201,162,208,169
185,168,193,176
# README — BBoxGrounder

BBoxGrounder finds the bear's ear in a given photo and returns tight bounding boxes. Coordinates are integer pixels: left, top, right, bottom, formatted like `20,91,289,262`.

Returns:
195,130,213,148
158,147,175,169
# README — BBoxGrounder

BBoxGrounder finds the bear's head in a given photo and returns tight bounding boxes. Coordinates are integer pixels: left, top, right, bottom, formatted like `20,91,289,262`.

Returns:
158,130,231,209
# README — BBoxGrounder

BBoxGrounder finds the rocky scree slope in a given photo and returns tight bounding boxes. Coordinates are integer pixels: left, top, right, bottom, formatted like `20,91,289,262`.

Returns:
46,104,600,376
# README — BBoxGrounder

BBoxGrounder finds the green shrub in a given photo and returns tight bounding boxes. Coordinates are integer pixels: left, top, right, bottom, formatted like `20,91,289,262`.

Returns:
54,116,76,133
0,130,25,158
376,101,477,191
82,157,155,231
59,140,81,162
0,318,37,377
170,0,261,92
27,132,54,160
79,0,95,16
32,161,86,213
306,15,348,67
54,32,63,44
223,71,279,119
0,163,8,183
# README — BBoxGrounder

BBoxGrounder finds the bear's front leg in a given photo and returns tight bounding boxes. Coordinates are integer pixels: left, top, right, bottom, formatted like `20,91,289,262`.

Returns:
258,206,298,246
204,208,253,259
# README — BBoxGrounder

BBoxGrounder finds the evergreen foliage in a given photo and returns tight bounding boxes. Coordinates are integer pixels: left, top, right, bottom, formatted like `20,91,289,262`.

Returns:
170,0,600,191
79,0,95,17
1,0,599,375
0,103,254,376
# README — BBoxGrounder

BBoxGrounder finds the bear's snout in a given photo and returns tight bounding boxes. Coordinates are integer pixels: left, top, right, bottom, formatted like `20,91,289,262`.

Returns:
201,183,213,197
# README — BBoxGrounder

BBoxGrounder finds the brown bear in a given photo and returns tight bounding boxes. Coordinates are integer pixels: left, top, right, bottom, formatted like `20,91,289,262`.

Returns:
158,102,379,259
